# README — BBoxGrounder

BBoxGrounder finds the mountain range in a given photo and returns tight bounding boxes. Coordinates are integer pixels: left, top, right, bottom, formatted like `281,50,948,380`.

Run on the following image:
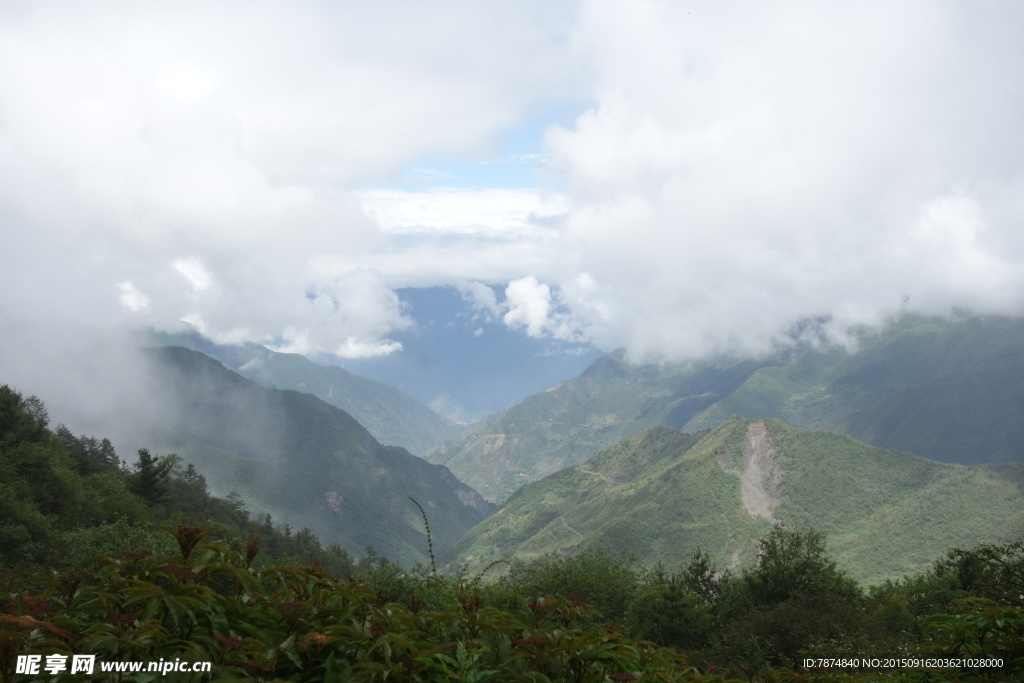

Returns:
142,329,462,456
427,314,1024,504
72,311,1024,577
444,417,1024,583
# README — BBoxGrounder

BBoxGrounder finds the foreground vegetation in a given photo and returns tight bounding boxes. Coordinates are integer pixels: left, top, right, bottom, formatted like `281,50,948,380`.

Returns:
3,385,1022,680
3,524,1022,681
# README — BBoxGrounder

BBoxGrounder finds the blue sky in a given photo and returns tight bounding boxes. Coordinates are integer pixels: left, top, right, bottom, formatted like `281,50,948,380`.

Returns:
394,105,583,191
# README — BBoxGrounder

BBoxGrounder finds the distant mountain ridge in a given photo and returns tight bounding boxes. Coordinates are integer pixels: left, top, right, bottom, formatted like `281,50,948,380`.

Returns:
685,314,1024,464
140,346,492,565
142,329,463,455
428,314,1024,503
446,417,1024,583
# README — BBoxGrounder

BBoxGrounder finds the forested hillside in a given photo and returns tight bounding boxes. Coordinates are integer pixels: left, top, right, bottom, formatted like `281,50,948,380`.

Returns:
0,384,361,580
138,347,491,566
446,418,1024,583
687,314,1024,464
428,314,1024,503
427,354,766,503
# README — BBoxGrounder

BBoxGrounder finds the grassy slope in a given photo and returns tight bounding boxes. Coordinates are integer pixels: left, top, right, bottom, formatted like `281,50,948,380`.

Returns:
446,417,1024,583
143,330,463,455
142,346,491,566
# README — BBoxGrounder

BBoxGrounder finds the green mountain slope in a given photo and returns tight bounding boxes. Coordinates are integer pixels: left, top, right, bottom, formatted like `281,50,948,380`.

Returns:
446,418,1024,583
427,354,767,503
686,314,1024,464
142,346,492,566
429,314,1024,504
143,330,463,455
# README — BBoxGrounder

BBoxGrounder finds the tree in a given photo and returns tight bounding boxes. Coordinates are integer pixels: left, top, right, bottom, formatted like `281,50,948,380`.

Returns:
743,526,861,606
937,539,1024,606
712,526,865,668
0,385,49,446
503,548,642,624
129,448,173,506
625,576,713,648
680,548,728,604
56,425,120,475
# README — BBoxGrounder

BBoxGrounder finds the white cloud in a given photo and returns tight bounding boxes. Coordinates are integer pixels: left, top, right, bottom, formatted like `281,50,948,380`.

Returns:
457,281,500,320
3,1,1024,367
336,337,404,359
358,188,569,236
0,1,578,355
503,276,552,338
173,258,212,293
117,281,149,313
531,0,1024,360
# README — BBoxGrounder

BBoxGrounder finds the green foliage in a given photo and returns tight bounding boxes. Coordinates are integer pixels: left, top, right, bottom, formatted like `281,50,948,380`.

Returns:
923,599,1024,670
55,425,119,475
498,549,642,627
742,526,862,607
701,528,867,668
0,386,368,591
0,386,49,447
2,430,1021,683
127,448,174,506
934,538,1024,606
5,524,1022,681
1,528,696,682
625,584,713,650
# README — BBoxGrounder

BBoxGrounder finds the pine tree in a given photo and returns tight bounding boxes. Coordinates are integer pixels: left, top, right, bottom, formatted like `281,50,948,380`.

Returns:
129,448,173,506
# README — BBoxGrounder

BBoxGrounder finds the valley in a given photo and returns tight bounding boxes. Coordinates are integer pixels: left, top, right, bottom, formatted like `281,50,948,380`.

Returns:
125,313,1024,583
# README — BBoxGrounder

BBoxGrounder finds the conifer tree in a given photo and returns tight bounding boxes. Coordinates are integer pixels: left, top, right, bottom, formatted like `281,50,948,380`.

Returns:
129,448,173,506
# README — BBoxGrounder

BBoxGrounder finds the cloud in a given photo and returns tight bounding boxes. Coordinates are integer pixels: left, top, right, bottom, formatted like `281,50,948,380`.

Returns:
0,0,578,355
358,188,569,237
503,276,552,338
0,314,169,448
531,0,1024,361
502,275,583,342
334,337,404,359
3,0,1024,369
118,281,150,313
457,281,500,321
173,258,212,293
